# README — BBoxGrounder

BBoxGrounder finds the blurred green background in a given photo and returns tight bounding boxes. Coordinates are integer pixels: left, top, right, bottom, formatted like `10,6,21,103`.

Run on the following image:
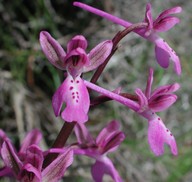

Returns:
0,0,192,181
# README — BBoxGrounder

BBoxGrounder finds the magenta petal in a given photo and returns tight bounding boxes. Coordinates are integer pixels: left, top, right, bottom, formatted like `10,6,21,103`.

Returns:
52,80,66,117
62,76,89,123
64,48,89,78
1,141,22,177
102,132,125,154
145,68,154,99
84,40,113,72
155,38,181,75
135,89,148,112
155,42,170,68
19,163,41,182
154,17,180,32
96,121,125,153
0,167,13,177
96,120,120,146
39,31,66,70
148,117,178,156
149,83,180,111
149,94,177,112
96,120,125,154
42,148,73,182
53,75,90,123
0,129,8,150
91,158,123,182
23,145,43,171
19,129,42,154
151,83,180,98
67,35,88,52
74,123,95,144
155,6,182,21
144,3,153,35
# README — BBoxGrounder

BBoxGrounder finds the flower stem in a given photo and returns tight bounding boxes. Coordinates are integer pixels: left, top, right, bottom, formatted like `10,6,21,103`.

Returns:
43,121,76,168
85,80,140,111
90,22,147,84
90,93,138,106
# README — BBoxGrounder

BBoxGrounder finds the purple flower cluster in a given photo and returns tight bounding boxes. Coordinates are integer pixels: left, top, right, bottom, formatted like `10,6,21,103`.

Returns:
0,2,182,182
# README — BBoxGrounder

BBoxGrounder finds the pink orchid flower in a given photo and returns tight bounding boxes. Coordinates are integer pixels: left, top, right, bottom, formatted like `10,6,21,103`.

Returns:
40,31,113,123
136,68,180,113
74,2,182,75
135,68,179,156
0,129,73,182
74,120,125,182
84,69,179,156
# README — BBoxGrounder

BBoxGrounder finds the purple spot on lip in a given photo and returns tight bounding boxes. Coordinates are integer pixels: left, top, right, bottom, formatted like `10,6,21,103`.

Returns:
76,80,79,83
71,80,73,83
76,100,78,103
70,86,73,90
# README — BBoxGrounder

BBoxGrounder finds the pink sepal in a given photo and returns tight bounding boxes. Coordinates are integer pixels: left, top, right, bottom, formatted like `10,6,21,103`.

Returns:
39,31,66,70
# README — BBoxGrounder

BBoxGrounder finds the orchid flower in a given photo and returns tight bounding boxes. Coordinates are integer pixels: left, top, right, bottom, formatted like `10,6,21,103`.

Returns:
74,2,182,75
135,68,179,156
0,129,73,182
74,120,125,182
83,68,179,156
40,31,113,123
